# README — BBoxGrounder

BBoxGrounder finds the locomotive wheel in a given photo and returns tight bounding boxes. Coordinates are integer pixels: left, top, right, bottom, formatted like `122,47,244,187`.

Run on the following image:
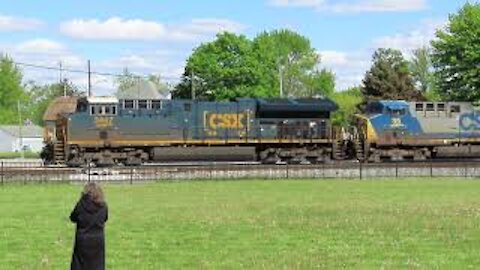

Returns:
259,148,281,164
289,155,309,165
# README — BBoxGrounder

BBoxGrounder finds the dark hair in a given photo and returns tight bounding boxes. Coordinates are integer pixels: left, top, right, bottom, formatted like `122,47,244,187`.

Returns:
83,182,105,205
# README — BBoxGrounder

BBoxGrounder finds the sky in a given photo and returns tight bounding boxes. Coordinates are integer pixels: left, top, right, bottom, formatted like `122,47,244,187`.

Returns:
0,0,468,95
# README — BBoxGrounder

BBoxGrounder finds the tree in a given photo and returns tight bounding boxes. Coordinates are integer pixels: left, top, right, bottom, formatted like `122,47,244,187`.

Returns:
173,29,335,100
431,2,480,101
0,55,28,124
115,68,137,95
173,32,264,100
410,46,433,93
27,79,82,125
331,87,362,127
303,69,336,97
253,29,325,97
410,47,441,101
361,48,423,105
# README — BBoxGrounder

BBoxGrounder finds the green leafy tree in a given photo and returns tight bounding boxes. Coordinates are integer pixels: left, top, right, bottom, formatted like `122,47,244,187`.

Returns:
253,29,325,97
410,46,433,93
361,48,423,106
410,47,441,101
432,2,480,101
27,79,82,125
0,55,28,124
331,87,362,127
173,30,335,100
303,69,336,97
173,32,264,100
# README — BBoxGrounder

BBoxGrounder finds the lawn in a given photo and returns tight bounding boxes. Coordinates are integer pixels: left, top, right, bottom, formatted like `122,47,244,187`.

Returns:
0,152,40,159
1,179,480,269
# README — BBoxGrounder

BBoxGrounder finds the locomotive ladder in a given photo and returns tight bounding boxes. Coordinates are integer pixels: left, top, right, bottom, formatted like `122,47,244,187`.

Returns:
354,137,365,161
332,127,344,160
333,138,344,160
53,141,66,164
53,119,67,165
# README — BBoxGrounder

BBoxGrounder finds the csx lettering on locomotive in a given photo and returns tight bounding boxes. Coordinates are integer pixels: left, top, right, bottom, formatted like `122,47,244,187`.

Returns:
459,111,480,131
206,113,246,129
95,117,113,128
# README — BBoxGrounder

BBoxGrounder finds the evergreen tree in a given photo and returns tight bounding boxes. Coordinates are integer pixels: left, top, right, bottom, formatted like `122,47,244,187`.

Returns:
361,48,423,106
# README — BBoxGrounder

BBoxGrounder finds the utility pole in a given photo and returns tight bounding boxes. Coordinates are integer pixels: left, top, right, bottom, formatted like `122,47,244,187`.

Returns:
59,61,66,97
17,100,23,159
191,70,195,100
87,60,92,97
59,61,62,83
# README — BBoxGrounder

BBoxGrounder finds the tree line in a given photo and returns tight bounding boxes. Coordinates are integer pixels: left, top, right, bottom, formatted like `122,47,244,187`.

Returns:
0,2,478,127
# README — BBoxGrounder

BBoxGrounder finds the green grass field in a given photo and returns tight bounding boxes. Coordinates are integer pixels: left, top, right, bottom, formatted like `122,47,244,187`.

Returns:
1,179,480,269
0,152,40,159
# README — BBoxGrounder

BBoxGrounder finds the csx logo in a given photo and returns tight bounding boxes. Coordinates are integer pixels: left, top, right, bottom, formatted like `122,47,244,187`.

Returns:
95,117,113,128
459,111,480,131
206,113,246,129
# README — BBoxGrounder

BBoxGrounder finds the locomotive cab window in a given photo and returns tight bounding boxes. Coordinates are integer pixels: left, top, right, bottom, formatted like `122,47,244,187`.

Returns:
124,100,134,109
450,105,461,113
184,103,191,112
138,100,148,109
152,100,162,110
437,103,445,111
367,103,383,114
415,103,424,111
90,105,117,115
77,101,88,113
388,109,406,116
426,103,435,112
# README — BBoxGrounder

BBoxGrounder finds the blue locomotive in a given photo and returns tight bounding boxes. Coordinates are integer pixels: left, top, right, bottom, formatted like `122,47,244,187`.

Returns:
42,96,339,166
354,100,480,162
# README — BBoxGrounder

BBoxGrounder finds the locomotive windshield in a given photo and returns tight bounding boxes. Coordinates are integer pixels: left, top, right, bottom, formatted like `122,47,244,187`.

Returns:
387,108,406,117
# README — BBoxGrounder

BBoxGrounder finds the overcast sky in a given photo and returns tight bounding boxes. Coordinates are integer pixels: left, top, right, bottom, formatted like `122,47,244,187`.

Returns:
0,0,466,95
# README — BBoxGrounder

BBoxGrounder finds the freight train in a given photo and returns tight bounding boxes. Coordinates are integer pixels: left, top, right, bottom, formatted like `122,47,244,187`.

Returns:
41,96,341,166
41,96,480,166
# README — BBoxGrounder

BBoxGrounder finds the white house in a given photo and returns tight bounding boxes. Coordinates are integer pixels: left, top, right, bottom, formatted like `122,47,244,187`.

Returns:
0,125,44,153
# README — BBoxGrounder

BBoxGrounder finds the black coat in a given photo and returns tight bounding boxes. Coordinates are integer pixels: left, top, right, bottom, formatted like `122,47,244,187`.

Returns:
70,194,108,270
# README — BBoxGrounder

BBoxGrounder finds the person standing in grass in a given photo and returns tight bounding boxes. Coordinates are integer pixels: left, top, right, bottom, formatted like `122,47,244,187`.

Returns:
70,182,108,270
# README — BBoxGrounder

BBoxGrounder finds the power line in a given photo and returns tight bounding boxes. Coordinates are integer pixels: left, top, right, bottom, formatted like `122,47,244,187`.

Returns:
14,61,181,81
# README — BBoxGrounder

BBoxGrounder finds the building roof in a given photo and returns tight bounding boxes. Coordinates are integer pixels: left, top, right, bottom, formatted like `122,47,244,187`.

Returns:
0,125,43,138
115,81,163,100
